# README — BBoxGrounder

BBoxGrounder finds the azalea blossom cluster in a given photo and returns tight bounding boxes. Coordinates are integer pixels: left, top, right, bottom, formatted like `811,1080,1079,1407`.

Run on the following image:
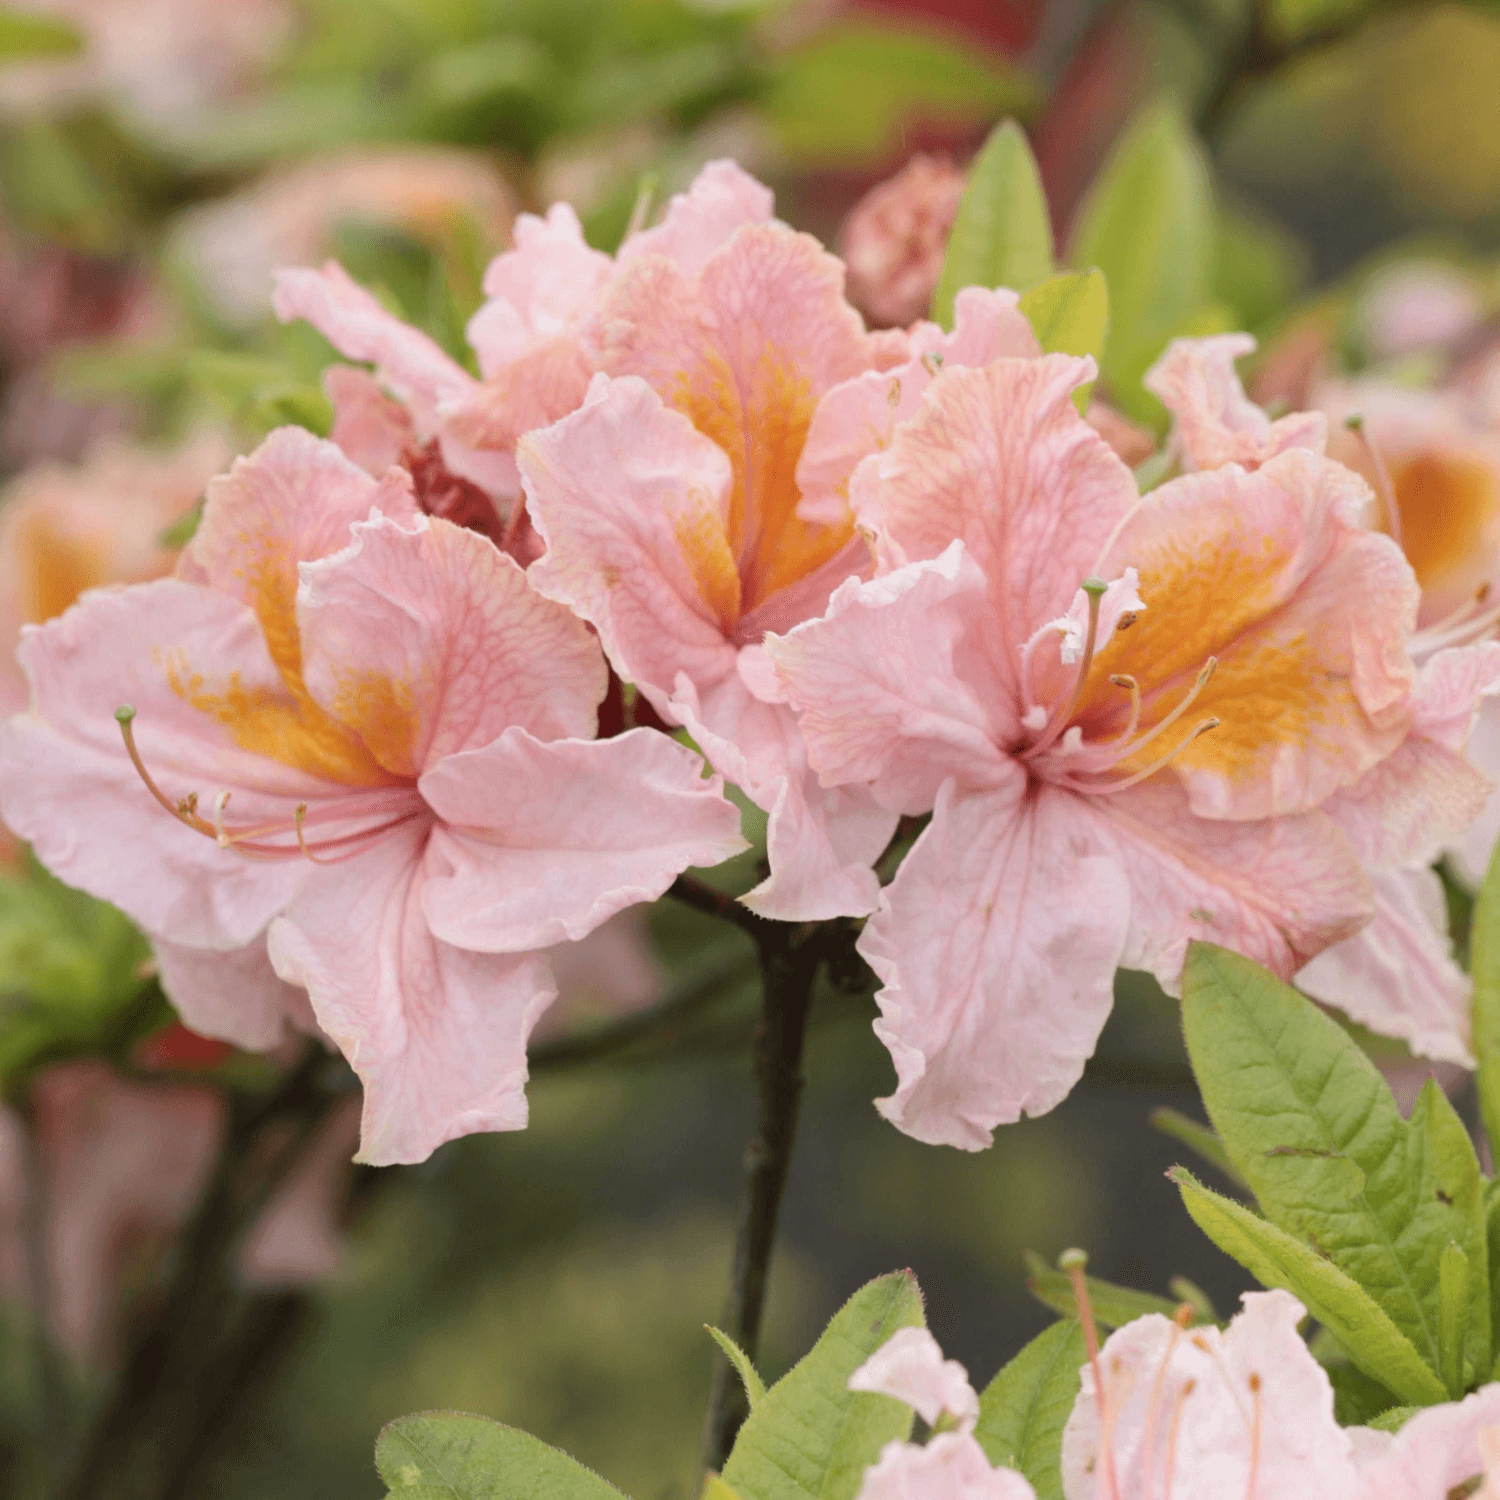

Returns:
3,158,1498,1174
848,1290,1500,1500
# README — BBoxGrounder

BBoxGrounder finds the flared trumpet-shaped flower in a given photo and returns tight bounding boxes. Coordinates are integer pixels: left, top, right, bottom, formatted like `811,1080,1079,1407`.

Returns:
848,1328,1037,1500
272,159,774,528
1147,335,1500,1067
0,427,743,1165
765,352,1465,1148
519,228,1042,918
1062,1289,1500,1500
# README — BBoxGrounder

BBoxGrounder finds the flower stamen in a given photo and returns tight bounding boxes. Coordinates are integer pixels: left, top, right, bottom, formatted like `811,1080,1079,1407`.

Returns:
1063,1248,1123,1500
1345,414,1404,551
1025,579,1108,759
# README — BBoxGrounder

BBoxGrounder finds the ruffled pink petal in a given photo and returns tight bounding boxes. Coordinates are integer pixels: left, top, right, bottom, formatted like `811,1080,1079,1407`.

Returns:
152,932,316,1052
267,821,555,1166
848,1326,981,1429
852,355,1138,715
1144,333,1328,472
1321,644,1500,871
417,724,744,951
617,160,775,279
439,335,596,458
178,425,417,605
1298,866,1472,1067
296,513,605,775
860,773,1130,1150
0,580,339,947
859,1434,1036,1500
1079,775,1373,992
1351,1385,1500,1500
272,261,477,433
323,364,414,475
1451,698,1500,884
767,543,1013,813
1099,449,1419,820
1061,1290,1355,1500
470,203,613,374
590,222,871,595
796,287,1039,527
521,374,740,695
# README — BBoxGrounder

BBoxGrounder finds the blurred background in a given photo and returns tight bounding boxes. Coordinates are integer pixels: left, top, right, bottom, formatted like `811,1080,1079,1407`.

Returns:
0,0,1496,1493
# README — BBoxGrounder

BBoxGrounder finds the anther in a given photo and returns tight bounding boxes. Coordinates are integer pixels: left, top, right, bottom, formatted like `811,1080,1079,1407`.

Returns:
1026,583,1109,758
1345,414,1404,550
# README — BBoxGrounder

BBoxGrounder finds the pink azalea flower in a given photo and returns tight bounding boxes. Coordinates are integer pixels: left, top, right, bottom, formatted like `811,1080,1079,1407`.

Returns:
848,1327,1036,1500
519,238,1046,919
1062,1289,1500,1500
0,427,744,1165
1147,336,1500,1067
766,352,1452,1148
272,159,775,535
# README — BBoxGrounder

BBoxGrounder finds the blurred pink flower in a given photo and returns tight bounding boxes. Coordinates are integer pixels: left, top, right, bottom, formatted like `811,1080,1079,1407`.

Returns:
848,1327,1036,1500
0,427,743,1164
838,154,966,329
1063,1290,1500,1500
0,431,228,716
273,160,776,538
177,148,518,328
1359,261,1486,361
767,352,1454,1148
0,1042,357,1361
0,0,293,129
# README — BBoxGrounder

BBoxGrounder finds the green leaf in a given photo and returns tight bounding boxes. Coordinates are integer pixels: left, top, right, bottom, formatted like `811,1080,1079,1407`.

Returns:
1171,1167,1447,1406
1022,1252,1181,1330
1067,101,1213,426
1470,833,1500,1164
766,19,1036,167
185,351,332,439
1326,1359,1400,1426
0,8,81,58
375,1411,627,1500
1439,1241,1470,1398
932,120,1053,328
1366,1405,1420,1433
1265,0,1371,45
973,1319,1086,1500
1149,1107,1248,1190
723,1271,923,1500
1182,943,1486,1385
1409,1079,1490,1381
1018,271,1108,412
707,1327,766,1409
1213,204,1305,334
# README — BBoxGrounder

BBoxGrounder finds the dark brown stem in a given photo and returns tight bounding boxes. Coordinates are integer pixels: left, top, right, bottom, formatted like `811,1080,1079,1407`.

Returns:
19,1093,70,1485
700,922,824,1472
667,875,769,937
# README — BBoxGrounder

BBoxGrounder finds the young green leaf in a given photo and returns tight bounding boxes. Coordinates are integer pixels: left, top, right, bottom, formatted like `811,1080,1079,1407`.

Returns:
1409,1080,1490,1381
1171,1167,1447,1406
1017,271,1108,412
1470,834,1500,1162
1022,1252,1182,1330
707,1327,767,1409
973,1318,1086,1500
1181,943,1485,1383
0,8,81,58
1149,1107,1248,1190
932,120,1053,328
1067,102,1213,426
375,1411,628,1500
1438,1241,1470,1398
722,1271,923,1500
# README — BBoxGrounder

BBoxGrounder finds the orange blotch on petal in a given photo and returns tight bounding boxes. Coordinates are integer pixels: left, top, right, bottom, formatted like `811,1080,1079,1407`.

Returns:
1391,449,1500,591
